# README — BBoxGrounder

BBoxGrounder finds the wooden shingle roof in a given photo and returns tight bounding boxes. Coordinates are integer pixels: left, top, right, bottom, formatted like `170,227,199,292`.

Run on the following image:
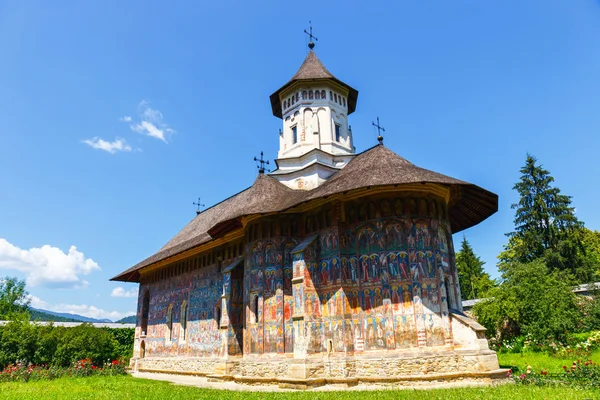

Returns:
111,145,497,282
269,50,358,118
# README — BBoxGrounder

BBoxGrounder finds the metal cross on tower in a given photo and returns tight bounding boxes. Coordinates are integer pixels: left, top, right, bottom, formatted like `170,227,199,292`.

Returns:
254,151,270,174
193,197,205,215
372,117,385,144
304,21,318,50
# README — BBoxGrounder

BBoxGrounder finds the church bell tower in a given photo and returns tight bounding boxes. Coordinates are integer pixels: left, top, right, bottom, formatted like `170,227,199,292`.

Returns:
269,35,359,190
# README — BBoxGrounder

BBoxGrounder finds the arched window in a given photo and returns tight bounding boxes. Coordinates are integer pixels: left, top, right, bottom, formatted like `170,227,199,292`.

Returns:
140,340,146,358
180,301,187,341
334,93,338,103
321,90,326,99
165,304,173,341
309,91,314,100
302,91,307,100
141,290,150,336
343,97,346,107
315,90,321,100
295,93,299,102
252,295,259,323
215,305,221,327
329,91,333,100
291,125,297,144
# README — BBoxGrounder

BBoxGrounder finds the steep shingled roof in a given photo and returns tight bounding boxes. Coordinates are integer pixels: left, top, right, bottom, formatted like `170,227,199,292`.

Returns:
111,145,497,282
301,145,498,234
111,174,302,282
269,50,358,118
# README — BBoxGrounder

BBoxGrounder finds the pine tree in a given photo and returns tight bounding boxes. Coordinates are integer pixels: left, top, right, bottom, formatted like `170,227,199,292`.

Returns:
456,236,494,300
507,154,586,279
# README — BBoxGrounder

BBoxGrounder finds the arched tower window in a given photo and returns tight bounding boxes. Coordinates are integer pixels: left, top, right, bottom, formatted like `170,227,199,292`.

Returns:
309,91,314,100
321,90,326,99
141,290,150,336
291,125,298,144
302,91,307,100
343,97,346,107
315,90,321,100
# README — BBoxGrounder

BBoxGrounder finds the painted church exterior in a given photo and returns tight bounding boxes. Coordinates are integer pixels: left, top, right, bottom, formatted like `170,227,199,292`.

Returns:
112,45,505,388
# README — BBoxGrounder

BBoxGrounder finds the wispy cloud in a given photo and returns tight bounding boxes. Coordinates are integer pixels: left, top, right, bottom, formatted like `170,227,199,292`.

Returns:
0,238,100,289
126,101,175,143
119,116,132,122
111,286,138,298
82,137,132,154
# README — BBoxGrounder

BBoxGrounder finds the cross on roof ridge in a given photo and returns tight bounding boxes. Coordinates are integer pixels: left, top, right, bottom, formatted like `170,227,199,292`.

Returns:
254,151,270,174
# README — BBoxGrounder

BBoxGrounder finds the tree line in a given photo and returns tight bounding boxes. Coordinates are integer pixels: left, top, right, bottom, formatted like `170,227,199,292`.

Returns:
457,154,600,342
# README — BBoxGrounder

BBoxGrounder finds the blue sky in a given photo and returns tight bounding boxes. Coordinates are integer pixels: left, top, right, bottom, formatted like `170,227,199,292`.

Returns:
1,1,599,320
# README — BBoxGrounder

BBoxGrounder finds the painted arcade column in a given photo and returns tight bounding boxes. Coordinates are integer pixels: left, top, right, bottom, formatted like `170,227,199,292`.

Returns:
288,234,318,379
214,257,244,376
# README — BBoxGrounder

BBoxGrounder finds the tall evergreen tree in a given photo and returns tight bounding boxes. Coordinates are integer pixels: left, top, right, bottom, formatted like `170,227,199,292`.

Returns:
456,236,494,300
507,154,587,280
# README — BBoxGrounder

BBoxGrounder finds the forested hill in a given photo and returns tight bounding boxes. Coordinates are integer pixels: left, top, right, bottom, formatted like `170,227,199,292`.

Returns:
115,315,136,324
29,309,81,323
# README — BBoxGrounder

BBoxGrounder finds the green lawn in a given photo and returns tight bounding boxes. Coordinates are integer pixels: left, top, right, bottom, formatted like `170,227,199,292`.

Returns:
0,375,599,400
498,349,600,373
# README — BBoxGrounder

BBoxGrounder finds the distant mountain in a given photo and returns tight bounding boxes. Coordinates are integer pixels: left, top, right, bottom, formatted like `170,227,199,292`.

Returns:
30,309,81,323
30,308,112,323
116,315,136,324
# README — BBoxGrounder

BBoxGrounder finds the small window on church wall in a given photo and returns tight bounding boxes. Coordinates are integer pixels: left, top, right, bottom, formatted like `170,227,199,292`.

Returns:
166,304,173,341
252,295,259,323
180,302,187,341
329,91,333,100
309,91,314,100
295,93,299,102
335,124,341,142
315,90,321,100
291,125,297,144
321,90,326,99
334,93,338,103
302,91,307,100
343,97,346,107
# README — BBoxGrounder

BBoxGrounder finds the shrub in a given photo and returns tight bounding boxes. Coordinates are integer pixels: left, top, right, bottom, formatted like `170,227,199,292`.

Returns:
0,322,133,369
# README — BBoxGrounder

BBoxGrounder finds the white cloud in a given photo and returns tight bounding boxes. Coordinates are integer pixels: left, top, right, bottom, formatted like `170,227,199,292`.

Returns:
0,238,100,289
82,137,132,154
51,303,134,321
27,295,47,308
111,287,138,298
119,116,132,122
126,101,175,143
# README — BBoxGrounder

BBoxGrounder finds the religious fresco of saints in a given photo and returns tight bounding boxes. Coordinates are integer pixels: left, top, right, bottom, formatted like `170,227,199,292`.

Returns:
349,257,358,282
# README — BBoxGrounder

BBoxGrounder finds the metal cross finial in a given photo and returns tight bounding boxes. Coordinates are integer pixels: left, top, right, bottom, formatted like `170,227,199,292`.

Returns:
193,197,205,215
304,21,318,50
254,151,270,174
372,117,385,144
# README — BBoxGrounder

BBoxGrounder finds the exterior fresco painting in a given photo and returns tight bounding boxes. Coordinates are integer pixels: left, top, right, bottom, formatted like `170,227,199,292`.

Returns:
135,196,458,360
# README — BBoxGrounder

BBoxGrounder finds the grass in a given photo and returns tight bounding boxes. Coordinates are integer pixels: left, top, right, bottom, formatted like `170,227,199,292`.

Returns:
0,375,599,400
498,349,600,373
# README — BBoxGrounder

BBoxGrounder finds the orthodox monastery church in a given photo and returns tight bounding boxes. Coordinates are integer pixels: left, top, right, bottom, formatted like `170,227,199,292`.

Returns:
112,40,505,388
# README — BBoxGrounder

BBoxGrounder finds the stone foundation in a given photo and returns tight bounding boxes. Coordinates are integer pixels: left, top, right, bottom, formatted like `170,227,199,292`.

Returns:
132,349,506,389
130,312,507,389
